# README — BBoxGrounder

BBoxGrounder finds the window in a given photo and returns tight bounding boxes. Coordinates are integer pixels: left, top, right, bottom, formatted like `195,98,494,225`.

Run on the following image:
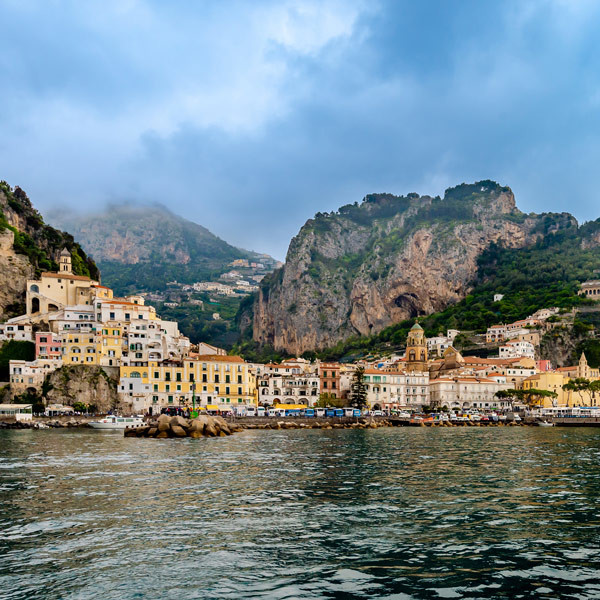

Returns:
226,375,230,383
237,375,242,384
226,387,230,394
238,387,242,395
168,395,173,403
154,371,159,379
125,313,130,321
176,385,181,391
176,373,181,382
202,374,207,383
166,384,170,392
215,375,220,383
189,374,194,382
165,373,171,381
153,385,158,392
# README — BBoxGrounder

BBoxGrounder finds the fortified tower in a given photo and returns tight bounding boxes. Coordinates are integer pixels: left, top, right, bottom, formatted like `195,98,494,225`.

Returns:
406,322,428,373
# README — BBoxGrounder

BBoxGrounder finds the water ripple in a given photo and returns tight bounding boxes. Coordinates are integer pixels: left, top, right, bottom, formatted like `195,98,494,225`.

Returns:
1,427,600,599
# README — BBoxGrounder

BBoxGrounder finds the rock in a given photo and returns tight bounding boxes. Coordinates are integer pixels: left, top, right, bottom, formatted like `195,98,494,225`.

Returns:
156,431,169,438
170,424,187,437
204,420,218,437
248,182,572,354
157,415,171,432
124,428,137,437
147,427,158,437
170,415,189,429
212,416,231,434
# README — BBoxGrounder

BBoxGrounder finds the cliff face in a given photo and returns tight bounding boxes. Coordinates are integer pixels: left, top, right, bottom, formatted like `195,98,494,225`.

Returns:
45,366,120,413
250,181,578,354
0,181,99,319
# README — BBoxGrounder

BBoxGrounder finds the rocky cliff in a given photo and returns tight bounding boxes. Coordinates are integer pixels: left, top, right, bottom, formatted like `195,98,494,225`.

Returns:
249,181,580,354
0,181,99,319
45,365,120,413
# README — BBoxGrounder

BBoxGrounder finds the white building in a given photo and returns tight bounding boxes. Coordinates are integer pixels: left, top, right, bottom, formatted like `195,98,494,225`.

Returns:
257,372,320,405
499,340,535,359
0,323,33,342
429,376,512,411
364,370,429,411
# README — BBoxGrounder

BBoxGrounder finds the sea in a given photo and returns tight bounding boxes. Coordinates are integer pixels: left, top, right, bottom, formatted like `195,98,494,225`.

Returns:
0,427,599,599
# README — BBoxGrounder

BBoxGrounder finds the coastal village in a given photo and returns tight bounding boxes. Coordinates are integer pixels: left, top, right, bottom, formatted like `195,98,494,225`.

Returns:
1,251,600,419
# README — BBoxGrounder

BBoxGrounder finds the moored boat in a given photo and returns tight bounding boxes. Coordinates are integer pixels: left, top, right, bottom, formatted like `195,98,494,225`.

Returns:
89,416,145,430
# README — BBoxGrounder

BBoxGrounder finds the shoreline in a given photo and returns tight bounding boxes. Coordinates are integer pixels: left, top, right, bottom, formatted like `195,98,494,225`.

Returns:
0,415,542,431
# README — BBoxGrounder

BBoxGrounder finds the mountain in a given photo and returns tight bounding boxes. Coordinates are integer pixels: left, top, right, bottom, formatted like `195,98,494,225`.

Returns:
48,204,275,295
0,181,99,319
245,181,600,355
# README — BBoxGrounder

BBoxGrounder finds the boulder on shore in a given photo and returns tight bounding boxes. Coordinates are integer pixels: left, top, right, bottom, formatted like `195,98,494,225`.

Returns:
124,414,238,439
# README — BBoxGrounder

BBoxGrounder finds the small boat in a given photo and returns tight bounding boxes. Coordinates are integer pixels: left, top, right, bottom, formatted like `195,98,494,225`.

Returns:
537,420,554,427
89,416,145,430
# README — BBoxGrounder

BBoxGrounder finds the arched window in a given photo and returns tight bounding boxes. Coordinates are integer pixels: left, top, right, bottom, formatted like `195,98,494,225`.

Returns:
130,371,141,378
420,351,426,361
409,351,416,361
30,284,39,293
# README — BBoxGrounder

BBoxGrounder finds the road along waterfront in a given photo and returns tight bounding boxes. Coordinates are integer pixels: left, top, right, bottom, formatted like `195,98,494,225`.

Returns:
1,427,599,599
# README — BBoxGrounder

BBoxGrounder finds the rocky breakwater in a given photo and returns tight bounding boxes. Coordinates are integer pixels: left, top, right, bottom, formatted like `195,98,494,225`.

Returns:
124,414,242,439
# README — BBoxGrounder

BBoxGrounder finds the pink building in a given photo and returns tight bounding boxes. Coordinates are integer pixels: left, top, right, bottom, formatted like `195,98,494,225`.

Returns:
35,332,62,361
536,360,553,372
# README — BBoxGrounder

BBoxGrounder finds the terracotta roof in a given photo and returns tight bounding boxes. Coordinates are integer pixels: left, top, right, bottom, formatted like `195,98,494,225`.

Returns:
92,284,111,290
41,272,92,282
187,354,245,363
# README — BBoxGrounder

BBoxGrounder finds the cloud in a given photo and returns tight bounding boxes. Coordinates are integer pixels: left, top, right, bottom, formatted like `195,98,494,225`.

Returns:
1,0,600,260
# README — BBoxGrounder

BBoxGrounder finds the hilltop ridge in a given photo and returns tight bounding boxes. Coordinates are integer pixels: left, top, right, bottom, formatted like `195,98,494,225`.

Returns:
244,180,599,355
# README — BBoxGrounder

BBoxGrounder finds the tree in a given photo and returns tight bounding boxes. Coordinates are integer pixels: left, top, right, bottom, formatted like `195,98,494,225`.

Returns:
349,366,367,409
589,380,600,407
72,401,88,413
315,393,344,408
563,378,591,406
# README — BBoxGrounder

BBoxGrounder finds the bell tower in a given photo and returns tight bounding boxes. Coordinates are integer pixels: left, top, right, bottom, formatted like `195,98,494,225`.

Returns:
578,352,590,379
60,248,72,274
406,322,428,373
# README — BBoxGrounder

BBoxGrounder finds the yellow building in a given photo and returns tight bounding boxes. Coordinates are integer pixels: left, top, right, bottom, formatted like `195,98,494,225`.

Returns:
522,372,566,407
96,323,123,368
62,330,98,365
120,355,257,409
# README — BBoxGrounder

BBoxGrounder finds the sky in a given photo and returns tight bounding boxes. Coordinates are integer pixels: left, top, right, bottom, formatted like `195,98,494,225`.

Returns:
1,0,600,260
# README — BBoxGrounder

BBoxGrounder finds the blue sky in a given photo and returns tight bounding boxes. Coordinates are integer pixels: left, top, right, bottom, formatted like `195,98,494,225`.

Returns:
1,0,600,260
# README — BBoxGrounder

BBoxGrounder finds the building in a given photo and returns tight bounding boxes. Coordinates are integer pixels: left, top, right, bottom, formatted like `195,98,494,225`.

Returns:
0,323,33,342
521,372,566,407
0,404,32,422
364,369,429,411
319,362,341,398
257,371,319,406
9,360,57,393
429,376,511,411
35,332,62,361
118,355,256,413
580,280,600,298
499,340,535,359
406,323,428,372
26,250,100,317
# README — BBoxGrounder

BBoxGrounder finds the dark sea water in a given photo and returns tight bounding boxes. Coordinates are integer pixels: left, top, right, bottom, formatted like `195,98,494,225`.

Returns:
1,428,599,600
